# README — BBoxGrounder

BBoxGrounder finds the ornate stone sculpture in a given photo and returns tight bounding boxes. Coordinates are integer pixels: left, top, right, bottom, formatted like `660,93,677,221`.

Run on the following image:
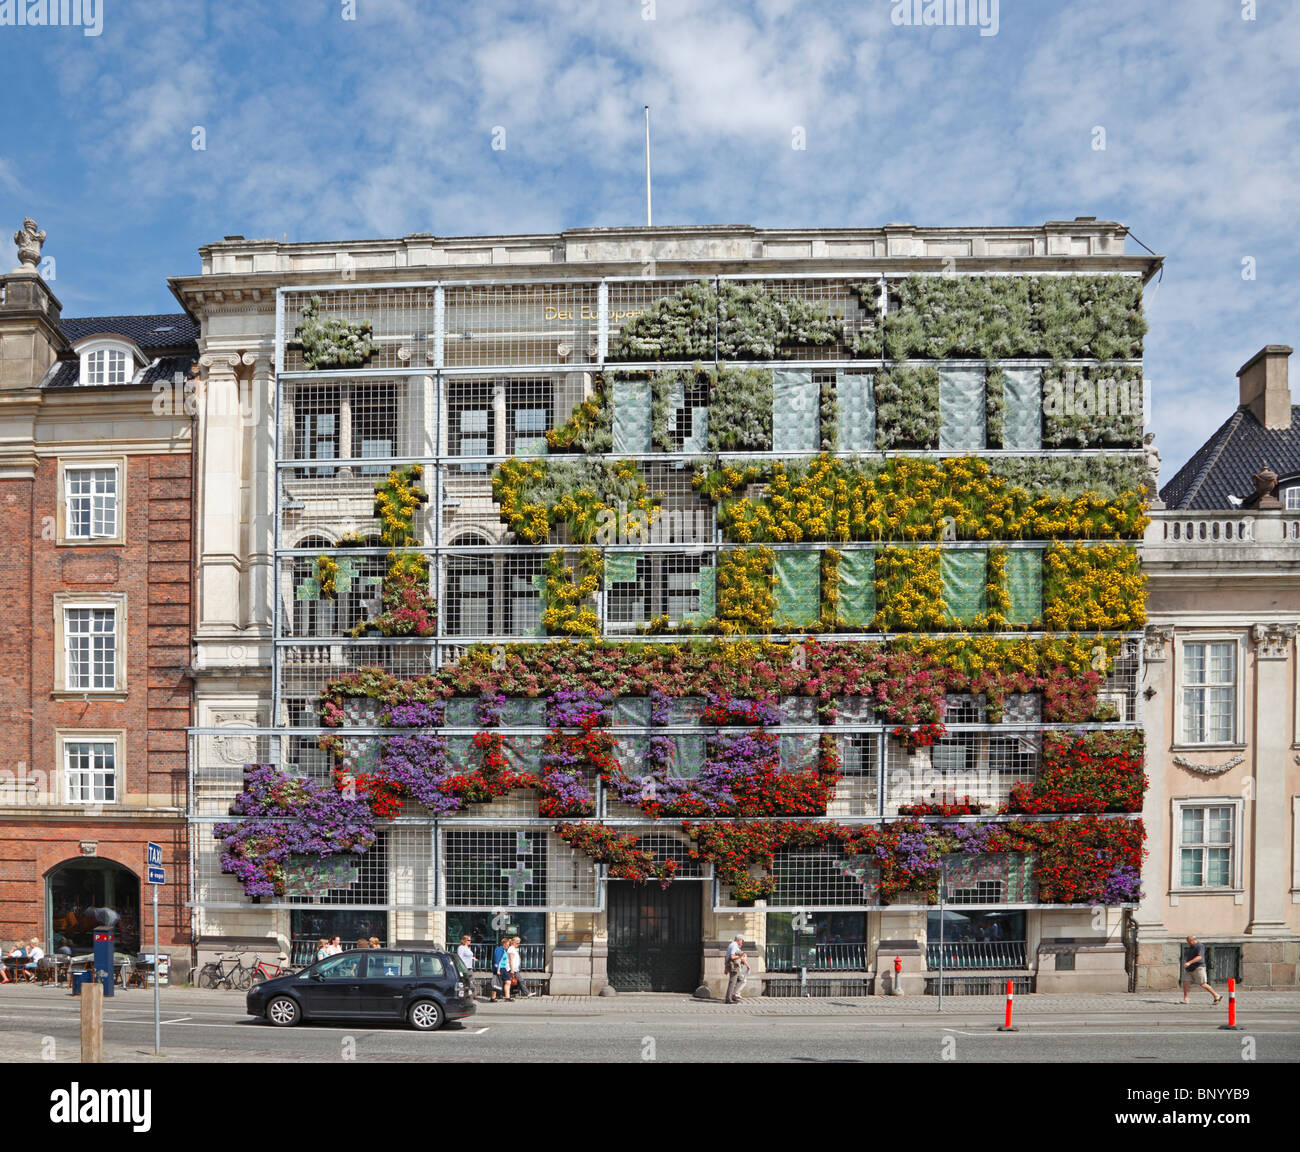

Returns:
1143,433,1163,508
1142,624,1173,662
13,217,45,270
1252,462,1280,510
1251,622,1296,660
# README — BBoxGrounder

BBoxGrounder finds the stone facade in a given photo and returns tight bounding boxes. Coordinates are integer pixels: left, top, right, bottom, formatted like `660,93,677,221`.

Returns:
1138,348,1300,990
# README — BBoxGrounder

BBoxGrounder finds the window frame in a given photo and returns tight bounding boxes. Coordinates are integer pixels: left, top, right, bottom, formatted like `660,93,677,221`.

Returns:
1171,796,1244,895
53,593,127,698
1174,634,1245,749
57,730,124,806
78,340,137,387
57,457,126,546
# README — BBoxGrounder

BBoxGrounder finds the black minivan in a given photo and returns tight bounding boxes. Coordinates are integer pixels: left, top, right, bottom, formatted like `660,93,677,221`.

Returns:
246,948,476,1031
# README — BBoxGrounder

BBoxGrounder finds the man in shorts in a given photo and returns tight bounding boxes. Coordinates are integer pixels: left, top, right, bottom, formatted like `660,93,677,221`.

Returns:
1181,935,1222,1005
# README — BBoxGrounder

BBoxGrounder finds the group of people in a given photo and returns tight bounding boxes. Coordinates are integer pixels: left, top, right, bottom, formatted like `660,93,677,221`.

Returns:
453,934,534,1002
2,938,46,983
313,934,385,961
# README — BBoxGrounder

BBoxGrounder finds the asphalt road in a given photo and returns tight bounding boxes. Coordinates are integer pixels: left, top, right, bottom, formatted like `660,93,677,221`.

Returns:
2,987,1297,1064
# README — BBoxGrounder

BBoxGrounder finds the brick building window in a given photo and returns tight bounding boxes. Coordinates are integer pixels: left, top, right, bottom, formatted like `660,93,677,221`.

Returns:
64,739,117,804
53,594,127,696
66,467,118,539
57,457,126,545
65,608,117,690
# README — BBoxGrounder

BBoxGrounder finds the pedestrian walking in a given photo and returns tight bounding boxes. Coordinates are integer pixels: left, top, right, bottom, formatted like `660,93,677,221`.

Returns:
724,935,749,1003
490,936,512,1002
456,934,476,973
509,936,534,997
1181,935,1222,1005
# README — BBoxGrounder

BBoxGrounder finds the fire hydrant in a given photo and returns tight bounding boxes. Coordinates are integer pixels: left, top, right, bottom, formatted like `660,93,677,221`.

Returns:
892,954,904,996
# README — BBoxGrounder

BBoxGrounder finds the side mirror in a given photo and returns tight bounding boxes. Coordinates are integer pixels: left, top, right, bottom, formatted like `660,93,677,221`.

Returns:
310,971,324,982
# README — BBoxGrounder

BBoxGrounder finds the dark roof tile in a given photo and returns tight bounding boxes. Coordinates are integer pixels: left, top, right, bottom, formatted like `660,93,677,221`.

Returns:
59,313,199,351
1161,406,1300,508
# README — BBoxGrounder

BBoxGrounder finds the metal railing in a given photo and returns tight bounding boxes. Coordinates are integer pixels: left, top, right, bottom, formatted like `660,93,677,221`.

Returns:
455,942,547,972
765,942,871,971
925,940,1027,969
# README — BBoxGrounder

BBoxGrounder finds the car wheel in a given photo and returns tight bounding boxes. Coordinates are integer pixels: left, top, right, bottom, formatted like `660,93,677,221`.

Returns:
408,999,445,1031
266,996,301,1027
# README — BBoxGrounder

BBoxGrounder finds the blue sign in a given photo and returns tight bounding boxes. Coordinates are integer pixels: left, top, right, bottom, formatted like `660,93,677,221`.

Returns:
147,865,165,885
147,842,163,867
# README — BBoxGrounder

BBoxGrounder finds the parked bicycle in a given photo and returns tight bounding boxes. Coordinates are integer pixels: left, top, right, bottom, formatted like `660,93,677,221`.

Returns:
195,951,246,990
247,954,293,986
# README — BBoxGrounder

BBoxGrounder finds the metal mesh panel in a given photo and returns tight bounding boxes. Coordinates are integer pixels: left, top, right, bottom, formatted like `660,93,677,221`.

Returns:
762,849,880,909
886,733,1040,813
282,287,437,375
443,283,600,369
606,550,717,633
278,640,438,709
442,828,551,908
1100,637,1141,723
826,734,881,818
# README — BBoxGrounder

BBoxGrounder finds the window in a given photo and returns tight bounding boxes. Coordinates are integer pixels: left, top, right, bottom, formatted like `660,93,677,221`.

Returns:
353,383,398,475
65,467,118,539
64,739,117,804
1179,804,1235,888
507,380,553,455
314,954,363,980
294,388,340,476
1285,484,1300,511
1180,640,1237,744
83,346,131,386
765,912,869,971
58,458,126,545
443,830,548,908
65,607,117,690
53,595,126,696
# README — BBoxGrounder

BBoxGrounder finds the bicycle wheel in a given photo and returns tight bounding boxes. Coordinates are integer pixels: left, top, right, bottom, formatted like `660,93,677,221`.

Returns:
196,964,219,990
234,967,256,991
249,969,268,987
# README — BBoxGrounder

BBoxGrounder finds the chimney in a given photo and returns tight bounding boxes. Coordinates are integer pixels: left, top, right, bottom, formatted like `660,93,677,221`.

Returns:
1237,345,1293,430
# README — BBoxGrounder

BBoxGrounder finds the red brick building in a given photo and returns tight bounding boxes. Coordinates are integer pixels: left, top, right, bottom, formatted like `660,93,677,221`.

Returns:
0,242,196,968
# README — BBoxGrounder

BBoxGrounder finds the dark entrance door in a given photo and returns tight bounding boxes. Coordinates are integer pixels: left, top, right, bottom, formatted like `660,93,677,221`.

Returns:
606,881,702,992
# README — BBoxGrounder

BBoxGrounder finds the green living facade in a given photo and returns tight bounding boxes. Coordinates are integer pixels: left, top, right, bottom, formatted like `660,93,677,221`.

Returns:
181,222,1158,994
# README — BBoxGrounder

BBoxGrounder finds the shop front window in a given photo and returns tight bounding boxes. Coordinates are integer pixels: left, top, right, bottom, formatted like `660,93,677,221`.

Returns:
926,909,1027,969
47,859,140,955
765,911,869,970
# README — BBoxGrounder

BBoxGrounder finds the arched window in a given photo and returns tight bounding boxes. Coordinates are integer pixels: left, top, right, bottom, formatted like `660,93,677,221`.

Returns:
46,858,141,954
78,340,136,387
291,536,336,638
445,534,493,637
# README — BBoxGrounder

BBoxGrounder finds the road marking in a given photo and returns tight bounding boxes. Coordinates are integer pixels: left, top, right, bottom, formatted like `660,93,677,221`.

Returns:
160,1017,192,1024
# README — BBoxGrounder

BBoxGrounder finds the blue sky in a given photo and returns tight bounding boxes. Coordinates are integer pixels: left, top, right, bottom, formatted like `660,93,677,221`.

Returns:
1,0,1298,475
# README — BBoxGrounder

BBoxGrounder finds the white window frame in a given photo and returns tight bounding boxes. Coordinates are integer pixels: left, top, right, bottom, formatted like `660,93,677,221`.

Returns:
53,594,127,697
58,730,124,806
57,457,125,545
1283,483,1300,511
1174,634,1244,749
77,339,138,387
1171,796,1244,895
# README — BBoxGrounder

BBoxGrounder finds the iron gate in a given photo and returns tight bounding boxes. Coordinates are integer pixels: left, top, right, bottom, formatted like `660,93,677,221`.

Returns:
606,881,702,992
